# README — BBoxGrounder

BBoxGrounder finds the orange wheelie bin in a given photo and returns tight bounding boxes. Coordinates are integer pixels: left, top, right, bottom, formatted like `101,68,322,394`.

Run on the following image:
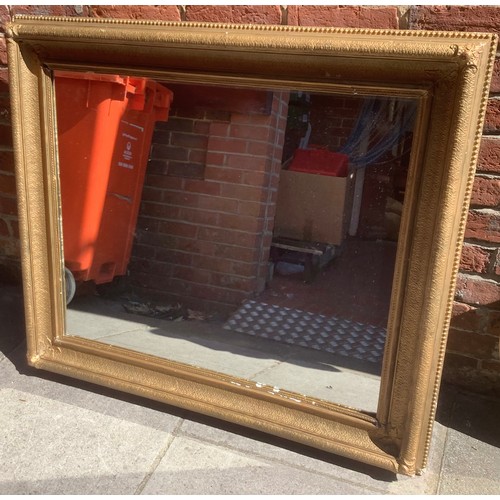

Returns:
55,71,173,300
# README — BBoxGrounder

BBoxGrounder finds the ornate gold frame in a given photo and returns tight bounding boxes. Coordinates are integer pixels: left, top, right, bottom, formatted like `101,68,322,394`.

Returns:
6,16,496,476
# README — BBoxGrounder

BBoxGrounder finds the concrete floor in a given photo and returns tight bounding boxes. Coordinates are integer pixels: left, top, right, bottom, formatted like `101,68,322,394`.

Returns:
66,294,382,412
2,283,500,494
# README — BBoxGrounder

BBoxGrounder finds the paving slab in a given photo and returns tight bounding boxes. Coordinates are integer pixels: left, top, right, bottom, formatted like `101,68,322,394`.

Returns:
437,391,500,495
140,435,373,495
82,326,285,380
0,344,184,432
66,296,294,380
0,388,177,495
0,342,184,495
0,341,444,495
2,284,500,495
249,355,380,412
66,295,383,410
177,412,447,495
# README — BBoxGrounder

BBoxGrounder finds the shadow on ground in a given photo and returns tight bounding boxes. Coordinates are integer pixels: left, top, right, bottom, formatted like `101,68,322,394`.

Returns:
2,282,499,488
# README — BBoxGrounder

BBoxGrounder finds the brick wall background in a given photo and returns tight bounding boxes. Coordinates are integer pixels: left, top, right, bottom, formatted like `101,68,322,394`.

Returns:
0,5,499,395
131,87,288,310
407,6,500,395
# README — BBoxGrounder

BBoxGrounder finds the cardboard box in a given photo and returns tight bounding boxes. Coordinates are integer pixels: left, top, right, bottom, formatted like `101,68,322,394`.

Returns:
273,169,355,246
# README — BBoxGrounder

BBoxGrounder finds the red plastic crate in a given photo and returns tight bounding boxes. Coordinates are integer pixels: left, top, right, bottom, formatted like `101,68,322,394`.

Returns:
288,148,349,177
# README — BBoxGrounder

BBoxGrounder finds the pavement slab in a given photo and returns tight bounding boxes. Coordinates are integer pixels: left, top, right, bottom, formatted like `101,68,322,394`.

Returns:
0,388,176,495
140,436,373,495
1,284,500,494
177,415,447,495
437,391,500,495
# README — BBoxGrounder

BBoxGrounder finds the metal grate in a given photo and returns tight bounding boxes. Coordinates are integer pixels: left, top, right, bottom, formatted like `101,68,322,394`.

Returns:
224,300,386,364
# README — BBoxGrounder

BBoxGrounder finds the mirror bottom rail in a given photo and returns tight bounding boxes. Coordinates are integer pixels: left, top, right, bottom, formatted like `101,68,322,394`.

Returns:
29,335,403,475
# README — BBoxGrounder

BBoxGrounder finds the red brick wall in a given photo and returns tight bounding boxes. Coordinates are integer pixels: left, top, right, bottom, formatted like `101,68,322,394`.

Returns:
0,5,499,393
408,5,500,394
131,88,289,311
308,95,362,151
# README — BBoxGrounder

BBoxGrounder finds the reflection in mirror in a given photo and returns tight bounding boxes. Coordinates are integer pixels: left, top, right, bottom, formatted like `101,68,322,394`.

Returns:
55,70,416,413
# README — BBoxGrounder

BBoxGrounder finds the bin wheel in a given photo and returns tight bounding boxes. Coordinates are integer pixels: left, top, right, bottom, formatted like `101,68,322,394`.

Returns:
64,267,76,305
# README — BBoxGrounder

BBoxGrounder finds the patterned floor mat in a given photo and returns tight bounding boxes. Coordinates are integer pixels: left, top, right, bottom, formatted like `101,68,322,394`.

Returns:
224,300,387,364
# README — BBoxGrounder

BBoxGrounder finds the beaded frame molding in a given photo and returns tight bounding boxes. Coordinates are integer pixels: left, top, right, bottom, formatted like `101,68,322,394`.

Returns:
6,16,496,475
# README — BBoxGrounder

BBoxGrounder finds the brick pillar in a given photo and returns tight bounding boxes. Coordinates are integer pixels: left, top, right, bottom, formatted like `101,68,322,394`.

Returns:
132,88,289,312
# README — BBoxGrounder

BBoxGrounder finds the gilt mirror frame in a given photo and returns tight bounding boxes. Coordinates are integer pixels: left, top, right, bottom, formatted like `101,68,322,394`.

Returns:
6,16,496,476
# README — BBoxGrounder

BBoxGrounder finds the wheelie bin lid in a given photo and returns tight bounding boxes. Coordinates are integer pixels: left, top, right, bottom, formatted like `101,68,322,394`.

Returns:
54,70,173,119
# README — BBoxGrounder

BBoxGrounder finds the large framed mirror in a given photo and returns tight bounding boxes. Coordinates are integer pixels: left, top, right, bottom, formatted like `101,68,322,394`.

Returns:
6,16,496,476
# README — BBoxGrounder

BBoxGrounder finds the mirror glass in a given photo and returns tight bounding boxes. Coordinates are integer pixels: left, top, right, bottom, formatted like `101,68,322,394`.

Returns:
55,70,417,413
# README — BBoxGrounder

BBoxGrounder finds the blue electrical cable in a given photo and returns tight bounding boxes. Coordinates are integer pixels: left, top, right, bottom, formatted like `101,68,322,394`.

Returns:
339,98,417,169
